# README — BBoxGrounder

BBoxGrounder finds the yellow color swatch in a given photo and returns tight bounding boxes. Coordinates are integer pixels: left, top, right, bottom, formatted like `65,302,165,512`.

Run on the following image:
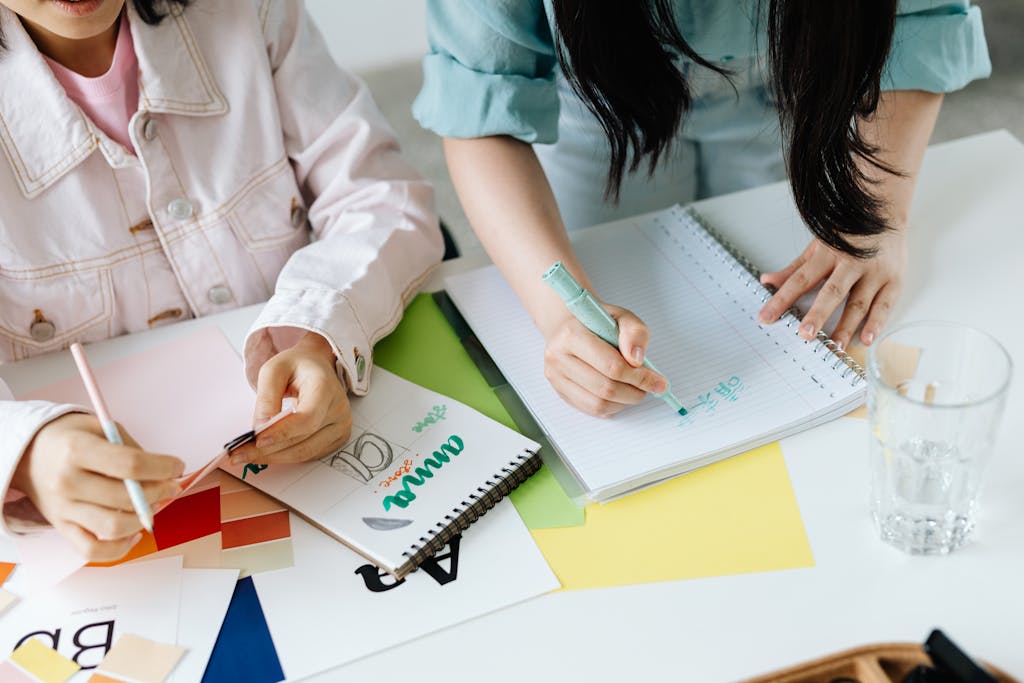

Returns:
129,533,223,569
530,442,814,590
9,638,80,683
98,634,185,683
221,538,295,578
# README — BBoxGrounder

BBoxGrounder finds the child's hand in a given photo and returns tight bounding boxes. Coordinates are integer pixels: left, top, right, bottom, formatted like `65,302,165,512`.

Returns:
11,414,185,562
234,332,352,465
542,303,667,418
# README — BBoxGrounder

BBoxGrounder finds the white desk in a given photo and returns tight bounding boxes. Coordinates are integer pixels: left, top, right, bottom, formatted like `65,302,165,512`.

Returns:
3,131,1022,682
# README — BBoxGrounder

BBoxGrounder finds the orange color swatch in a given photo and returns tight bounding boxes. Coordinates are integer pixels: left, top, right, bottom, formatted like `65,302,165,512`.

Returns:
221,510,290,549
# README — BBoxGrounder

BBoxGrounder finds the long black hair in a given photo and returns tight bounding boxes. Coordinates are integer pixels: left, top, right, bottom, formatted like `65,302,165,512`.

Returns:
0,0,191,50
552,0,900,259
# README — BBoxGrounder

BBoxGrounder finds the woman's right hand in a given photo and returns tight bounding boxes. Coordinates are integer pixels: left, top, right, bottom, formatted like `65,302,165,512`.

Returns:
543,303,668,418
12,414,185,562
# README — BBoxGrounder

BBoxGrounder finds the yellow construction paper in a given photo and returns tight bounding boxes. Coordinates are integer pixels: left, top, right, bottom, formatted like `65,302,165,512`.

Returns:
530,442,814,590
9,638,80,683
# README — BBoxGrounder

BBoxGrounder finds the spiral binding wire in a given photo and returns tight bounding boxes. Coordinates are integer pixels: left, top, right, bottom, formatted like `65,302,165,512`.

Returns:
677,206,866,385
396,449,543,577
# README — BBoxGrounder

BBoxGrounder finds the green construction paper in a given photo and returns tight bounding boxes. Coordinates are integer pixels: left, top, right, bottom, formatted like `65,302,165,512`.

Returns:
506,464,585,528
374,294,514,429
374,294,584,529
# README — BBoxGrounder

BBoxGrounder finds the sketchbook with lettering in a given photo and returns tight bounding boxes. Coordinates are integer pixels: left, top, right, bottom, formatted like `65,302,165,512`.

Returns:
444,205,866,502
221,368,541,578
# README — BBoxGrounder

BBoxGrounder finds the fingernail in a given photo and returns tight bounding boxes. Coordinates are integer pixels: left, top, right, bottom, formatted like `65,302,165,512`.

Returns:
654,379,668,394
130,532,143,546
759,310,772,323
256,436,275,449
800,323,814,338
229,453,247,466
864,331,875,345
631,346,644,364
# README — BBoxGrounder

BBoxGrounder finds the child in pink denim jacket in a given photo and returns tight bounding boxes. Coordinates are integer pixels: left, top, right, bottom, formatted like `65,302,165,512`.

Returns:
0,0,442,561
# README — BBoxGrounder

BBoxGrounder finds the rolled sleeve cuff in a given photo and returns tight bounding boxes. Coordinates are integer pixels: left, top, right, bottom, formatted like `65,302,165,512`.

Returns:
2,401,88,536
883,6,991,92
244,287,373,396
413,53,560,143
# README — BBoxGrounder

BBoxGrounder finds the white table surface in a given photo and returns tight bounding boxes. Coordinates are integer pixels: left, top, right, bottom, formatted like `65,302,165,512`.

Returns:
3,131,1022,682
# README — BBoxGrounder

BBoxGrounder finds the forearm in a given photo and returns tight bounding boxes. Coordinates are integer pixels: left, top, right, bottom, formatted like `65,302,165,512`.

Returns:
443,135,589,337
859,90,943,228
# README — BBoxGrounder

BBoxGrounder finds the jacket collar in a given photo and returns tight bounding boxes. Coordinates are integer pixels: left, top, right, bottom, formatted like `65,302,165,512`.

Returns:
0,3,227,199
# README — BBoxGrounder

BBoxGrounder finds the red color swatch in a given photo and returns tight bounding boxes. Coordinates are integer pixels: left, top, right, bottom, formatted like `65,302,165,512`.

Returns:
221,510,290,550
153,485,221,550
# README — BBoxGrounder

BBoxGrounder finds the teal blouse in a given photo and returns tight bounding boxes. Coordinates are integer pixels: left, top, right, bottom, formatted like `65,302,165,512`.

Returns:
413,0,991,144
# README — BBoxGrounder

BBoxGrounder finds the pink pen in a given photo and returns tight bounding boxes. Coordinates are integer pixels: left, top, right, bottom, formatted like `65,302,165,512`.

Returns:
69,343,154,533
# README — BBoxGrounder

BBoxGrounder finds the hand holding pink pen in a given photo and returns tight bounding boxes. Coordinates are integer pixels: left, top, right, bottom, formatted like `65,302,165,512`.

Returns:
69,343,157,532
11,344,184,562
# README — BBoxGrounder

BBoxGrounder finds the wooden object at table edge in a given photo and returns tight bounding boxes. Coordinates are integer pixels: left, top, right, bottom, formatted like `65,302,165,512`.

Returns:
741,642,1018,683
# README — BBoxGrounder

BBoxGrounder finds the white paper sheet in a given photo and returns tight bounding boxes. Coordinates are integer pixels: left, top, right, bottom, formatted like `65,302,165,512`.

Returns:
168,568,239,683
0,556,183,681
253,502,560,681
446,206,865,499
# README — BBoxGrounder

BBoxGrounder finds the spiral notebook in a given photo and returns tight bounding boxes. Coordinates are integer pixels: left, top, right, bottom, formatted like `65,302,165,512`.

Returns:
445,205,866,502
221,368,541,578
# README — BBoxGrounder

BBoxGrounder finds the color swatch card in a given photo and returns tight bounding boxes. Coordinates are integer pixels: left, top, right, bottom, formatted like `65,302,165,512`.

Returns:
0,557,184,681
446,206,866,501
253,502,560,681
222,368,540,578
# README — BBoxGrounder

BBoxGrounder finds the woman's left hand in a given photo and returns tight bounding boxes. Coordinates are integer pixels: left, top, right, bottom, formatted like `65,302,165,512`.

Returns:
230,332,352,466
757,227,908,350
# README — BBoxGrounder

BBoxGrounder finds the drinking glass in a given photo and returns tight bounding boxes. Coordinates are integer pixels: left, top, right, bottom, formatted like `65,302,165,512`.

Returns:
867,321,1012,554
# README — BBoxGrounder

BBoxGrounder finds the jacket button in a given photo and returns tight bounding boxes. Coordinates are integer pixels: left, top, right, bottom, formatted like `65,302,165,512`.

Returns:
207,285,233,305
30,319,56,342
167,198,194,220
290,204,307,228
142,118,158,141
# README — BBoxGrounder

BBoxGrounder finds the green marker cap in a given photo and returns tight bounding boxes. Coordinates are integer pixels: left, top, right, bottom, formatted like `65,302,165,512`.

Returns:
542,262,583,301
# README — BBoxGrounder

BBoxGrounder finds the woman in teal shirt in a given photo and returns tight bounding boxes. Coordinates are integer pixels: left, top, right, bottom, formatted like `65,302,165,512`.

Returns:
415,0,989,417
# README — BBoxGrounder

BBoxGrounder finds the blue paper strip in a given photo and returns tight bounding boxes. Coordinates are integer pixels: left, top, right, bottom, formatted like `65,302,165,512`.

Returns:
202,577,285,683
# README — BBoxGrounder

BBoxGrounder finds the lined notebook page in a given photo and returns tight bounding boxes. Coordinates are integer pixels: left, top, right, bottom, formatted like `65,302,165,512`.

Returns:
446,206,864,498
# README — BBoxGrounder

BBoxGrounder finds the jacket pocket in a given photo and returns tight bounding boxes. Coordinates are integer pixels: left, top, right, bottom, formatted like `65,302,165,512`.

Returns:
0,269,114,361
227,162,309,252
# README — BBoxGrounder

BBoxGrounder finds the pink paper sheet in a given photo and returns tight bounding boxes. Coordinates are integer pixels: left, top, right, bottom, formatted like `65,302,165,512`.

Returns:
15,327,256,587
23,327,255,474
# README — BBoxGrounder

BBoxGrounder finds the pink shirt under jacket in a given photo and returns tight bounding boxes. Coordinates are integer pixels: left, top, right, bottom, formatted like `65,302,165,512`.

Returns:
0,0,442,531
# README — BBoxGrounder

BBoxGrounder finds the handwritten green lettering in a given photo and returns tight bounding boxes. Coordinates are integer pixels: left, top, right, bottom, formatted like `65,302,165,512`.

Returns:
382,435,464,511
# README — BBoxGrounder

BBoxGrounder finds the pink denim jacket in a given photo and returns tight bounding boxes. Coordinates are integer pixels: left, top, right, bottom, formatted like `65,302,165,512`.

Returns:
0,0,442,530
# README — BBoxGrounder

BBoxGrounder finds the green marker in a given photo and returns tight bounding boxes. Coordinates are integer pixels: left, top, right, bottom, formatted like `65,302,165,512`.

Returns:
542,262,687,416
